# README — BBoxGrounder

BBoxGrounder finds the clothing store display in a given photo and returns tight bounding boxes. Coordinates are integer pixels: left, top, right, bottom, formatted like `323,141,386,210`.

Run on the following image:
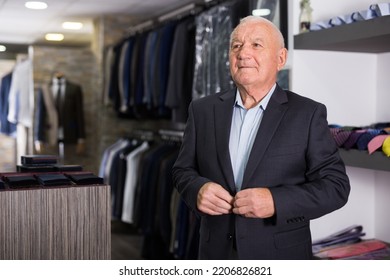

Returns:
0,72,16,136
192,3,235,100
7,59,34,128
165,17,196,123
104,0,249,123
329,124,390,157
34,77,86,145
0,155,102,191
121,141,150,224
309,3,390,31
99,131,197,259
3,58,34,163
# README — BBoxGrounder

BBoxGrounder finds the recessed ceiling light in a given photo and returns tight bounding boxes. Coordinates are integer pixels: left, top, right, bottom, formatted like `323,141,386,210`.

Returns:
0,45,6,52
252,9,271,17
45,33,64,41
62,22,83,30
25,1,48,10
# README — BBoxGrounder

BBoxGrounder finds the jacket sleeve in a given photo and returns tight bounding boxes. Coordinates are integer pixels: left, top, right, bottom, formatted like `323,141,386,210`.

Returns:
269,103,350,224
172,102,211,214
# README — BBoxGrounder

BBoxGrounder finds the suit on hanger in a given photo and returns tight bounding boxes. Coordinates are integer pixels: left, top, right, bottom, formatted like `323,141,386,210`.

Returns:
35,78,85,145
172,85,350,259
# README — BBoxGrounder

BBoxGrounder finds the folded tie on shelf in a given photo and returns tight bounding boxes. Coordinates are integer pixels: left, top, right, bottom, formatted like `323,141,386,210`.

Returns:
369,3,390,17
368,135,390,154
329,14,353,26
382,137,390,157
343,130,367,149
310,20,332,31
356,129,383,150
330,128,352,147
351,9,376,21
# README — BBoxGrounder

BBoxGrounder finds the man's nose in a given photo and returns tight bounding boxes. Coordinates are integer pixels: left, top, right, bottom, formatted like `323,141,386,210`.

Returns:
237,45,252,59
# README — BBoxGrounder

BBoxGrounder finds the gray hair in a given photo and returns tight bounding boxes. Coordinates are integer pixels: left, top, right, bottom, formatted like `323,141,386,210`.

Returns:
230,15,285,49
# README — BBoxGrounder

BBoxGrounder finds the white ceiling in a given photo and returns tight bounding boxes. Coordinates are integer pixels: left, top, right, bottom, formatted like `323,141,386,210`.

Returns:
0,0,200,48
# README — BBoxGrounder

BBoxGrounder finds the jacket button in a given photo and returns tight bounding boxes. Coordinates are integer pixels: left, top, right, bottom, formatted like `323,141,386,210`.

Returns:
227,234,233,240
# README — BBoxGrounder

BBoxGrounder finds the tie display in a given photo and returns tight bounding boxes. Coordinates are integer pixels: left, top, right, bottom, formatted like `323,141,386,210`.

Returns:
329,123,390,157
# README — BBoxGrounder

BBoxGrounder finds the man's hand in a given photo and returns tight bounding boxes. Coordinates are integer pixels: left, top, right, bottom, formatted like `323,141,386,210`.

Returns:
233,188,275,218
197,182,234,215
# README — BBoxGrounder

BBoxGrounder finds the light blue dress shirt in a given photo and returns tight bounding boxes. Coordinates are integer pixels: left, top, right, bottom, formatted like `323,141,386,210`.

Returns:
229,84,276,191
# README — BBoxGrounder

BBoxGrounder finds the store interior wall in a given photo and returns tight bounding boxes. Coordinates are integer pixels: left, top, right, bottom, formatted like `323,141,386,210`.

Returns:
291,0,390,242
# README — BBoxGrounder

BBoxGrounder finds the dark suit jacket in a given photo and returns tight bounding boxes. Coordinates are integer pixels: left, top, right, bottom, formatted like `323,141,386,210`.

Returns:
35,80,85,144
172,85,350,260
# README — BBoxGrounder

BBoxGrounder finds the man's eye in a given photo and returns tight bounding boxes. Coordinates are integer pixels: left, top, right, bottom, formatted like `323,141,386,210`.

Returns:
253,43,262,48
231,44,241,50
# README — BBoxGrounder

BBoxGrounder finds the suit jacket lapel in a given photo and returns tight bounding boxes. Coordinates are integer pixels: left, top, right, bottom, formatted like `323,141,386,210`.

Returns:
214,89,236,192
242,85,288,188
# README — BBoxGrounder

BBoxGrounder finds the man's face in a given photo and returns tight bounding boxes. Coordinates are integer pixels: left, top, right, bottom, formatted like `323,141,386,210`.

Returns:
229,21,286,90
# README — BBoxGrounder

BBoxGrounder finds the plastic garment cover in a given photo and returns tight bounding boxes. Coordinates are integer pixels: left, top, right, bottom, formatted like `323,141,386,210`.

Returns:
192,3,235,100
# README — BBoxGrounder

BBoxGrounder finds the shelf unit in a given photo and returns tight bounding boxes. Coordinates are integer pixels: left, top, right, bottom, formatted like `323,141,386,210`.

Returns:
339,149,390,172
294,15,390,172
294,15,390,53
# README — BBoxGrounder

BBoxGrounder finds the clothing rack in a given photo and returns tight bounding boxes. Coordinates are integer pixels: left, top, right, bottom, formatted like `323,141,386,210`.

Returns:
158,129,184,142
127,129,155,142
125,0,232,36
126,128,184,143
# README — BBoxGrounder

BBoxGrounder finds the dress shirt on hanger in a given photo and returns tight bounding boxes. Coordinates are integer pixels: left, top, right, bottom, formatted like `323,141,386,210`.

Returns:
52,76,66,140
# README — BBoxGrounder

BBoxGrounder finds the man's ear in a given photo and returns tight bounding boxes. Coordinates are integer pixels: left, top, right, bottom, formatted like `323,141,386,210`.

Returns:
277,48,288,71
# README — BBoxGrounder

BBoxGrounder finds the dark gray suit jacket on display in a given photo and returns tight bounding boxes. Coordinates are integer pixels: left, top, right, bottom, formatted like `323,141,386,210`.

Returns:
172,84,350,260
35,80,86,145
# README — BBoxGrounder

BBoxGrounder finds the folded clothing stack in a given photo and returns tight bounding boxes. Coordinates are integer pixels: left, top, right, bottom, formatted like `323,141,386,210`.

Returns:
313,225,390,260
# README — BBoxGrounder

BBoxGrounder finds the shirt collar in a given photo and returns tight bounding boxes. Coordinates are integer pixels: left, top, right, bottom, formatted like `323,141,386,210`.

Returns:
52,76,66,86
234,83,276,110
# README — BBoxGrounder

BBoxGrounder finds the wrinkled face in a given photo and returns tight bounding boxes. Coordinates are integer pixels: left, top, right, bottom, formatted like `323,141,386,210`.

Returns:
229,21,286,89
